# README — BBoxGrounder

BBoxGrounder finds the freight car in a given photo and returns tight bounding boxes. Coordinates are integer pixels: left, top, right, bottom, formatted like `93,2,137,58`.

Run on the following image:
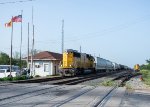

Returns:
94,57,114,72
112,62,121,71
59,49,95,76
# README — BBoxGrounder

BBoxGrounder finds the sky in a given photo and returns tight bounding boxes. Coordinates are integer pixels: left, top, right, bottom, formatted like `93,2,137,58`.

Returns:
0,0,150,68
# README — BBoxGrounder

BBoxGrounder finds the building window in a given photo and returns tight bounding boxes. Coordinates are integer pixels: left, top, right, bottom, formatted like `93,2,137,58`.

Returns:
44,64,49,72
39,62,43,67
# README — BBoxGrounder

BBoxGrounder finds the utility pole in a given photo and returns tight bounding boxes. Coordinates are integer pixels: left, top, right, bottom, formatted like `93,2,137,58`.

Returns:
80,46,82,68
31,25,34,76
80,46,81,54
32,6,34,25
62,20,64,54
31,6,34,76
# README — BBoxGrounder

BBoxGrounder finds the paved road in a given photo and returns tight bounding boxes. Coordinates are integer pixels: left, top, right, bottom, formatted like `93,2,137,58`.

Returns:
0,83,150,107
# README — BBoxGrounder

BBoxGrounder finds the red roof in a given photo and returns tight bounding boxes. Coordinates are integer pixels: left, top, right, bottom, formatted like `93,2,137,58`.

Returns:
26,51,62,60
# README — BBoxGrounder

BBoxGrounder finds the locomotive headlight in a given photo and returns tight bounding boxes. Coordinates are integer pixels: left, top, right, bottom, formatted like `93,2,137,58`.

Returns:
70,65,72,67
61,65,62,67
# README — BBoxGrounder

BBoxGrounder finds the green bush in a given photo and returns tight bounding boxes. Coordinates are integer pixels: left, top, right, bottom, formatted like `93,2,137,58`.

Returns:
35,75,40,78
140,70,150,78
125,83,132,89
101,80,116,86
0,75,27,81
140,64,150,70
144,78,150,86
0,77,13,81
13,75,26,80
46,75,51,77
0,78,4,81
140,70,150,86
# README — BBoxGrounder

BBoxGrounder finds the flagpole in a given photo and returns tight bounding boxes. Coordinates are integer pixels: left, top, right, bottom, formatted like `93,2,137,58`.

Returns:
10,17,13,77
20,10,23,73
27,23,29,69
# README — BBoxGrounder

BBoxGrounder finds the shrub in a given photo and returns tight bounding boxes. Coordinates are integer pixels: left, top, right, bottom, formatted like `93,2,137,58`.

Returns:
140,70,150,86
35,75,40,78
125,83,132,89
101,80,116,86
0,78,4,81
13,75,26,80
0,77,13,81
0,76,27,81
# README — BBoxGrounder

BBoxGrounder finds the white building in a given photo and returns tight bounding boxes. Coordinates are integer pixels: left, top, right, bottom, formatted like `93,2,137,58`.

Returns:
27,51,62,77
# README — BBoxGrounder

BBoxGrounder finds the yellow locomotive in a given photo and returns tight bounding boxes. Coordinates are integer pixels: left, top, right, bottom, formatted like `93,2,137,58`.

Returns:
59,49,95,76
134,64,140,72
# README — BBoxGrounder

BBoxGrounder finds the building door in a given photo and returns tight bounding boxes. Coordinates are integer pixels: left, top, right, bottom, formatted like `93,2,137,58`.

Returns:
54,66,56,75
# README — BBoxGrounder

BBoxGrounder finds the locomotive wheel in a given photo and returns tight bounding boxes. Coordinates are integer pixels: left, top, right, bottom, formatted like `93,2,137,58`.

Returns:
70,69,76,76
59,72,65,77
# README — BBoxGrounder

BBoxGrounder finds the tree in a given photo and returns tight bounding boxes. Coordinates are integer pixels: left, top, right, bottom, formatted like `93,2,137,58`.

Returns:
146,59,150,64
0,52,10,65
0,51,27,68
140,59,150,70
13,51,20,59
12,51,27,68
30,49,41,55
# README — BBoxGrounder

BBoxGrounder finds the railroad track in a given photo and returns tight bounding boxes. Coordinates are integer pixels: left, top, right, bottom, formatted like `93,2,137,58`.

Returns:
0,71,139,107
47,73,134,107
12,70,128,85
52,71,130,85
0,84,90,106
91,73,141,107
42,73,108,85
12,73,103,85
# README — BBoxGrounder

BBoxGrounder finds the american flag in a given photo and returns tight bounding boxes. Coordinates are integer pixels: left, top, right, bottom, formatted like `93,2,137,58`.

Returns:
12,15,22,22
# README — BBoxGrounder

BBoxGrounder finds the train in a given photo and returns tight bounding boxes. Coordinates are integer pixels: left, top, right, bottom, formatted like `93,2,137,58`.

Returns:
134,64,140,72
59,49,128,76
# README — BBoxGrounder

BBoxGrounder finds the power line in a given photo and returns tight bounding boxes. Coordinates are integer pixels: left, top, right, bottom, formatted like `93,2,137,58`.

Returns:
0,0,35,4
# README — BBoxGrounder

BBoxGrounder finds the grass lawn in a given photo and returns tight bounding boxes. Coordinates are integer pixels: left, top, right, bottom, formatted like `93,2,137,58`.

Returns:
0,75,27,81
140,70,150,86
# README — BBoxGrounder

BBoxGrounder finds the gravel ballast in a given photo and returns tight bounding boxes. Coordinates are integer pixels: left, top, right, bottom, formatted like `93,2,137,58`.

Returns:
125,75,150,90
